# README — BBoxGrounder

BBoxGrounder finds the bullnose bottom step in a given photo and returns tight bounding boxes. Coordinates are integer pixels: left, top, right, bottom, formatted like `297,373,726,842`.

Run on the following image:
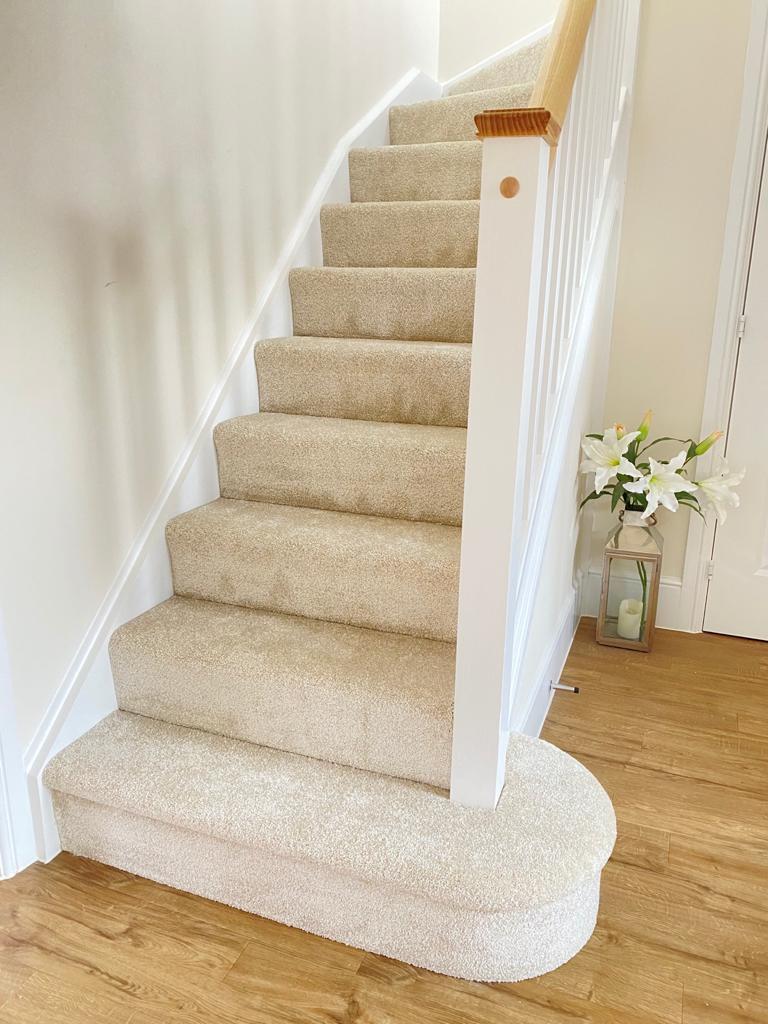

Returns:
45,712,616,982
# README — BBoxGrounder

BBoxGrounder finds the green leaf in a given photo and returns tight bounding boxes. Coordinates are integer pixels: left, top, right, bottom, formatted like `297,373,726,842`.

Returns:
579,490,602,510
677,494,706,521
677,493,702,510
585,433,603,440
637,436,691,458
610,481,624,512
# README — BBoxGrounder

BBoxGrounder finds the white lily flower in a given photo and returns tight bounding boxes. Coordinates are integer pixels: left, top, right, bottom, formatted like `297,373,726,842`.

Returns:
624,449,697,519
695,461,745,523
580,427,642,494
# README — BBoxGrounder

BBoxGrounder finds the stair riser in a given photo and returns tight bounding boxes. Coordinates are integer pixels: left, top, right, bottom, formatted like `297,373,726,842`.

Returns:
53,794,603,983
214,415,465,526
389,83,533,145
111,605,453,788
290,268,475,343
167,502,460,641
321,202,479,268
348,143,482,203
254,338,471,427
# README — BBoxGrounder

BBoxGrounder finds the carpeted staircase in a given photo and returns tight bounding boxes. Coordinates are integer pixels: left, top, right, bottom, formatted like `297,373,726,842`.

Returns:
45,37,616,982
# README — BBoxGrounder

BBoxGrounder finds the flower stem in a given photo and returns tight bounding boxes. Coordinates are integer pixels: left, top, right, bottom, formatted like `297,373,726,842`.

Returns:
637,560,648,638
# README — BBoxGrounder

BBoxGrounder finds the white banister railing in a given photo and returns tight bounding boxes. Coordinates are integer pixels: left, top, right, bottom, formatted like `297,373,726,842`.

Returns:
451,0,641,808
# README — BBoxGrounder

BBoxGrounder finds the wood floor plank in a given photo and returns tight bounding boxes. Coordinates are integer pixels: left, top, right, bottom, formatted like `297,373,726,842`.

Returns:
611,820,671,872
569,755,768,846
738,711,768,738
632,726,768,796
0,960,32,1011
0,863,248,978
2,620,766,1022
354,955,590,1024
599,863,768,972
550,677,742,735
0,970,135,1024
221,916,365,1023
667,833,768,919
682,985,768,1024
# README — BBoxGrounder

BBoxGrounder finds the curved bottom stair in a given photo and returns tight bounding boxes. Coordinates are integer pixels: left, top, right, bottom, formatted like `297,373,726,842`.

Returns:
44,712,615,983
43,34,617,984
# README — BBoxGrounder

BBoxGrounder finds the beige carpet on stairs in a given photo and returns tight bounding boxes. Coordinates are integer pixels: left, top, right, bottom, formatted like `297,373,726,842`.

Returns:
45,34,616,983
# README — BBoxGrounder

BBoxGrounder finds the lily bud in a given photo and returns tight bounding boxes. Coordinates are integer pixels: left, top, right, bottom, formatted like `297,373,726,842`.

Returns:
613,423,626,439
694,430,724,457
637,409,653,441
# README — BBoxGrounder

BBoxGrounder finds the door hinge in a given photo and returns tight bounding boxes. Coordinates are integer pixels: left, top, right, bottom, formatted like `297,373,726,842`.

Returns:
705,559,715,580
737,313,747,341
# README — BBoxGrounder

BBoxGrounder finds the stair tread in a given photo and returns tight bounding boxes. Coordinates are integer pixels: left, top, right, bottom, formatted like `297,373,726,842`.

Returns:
167,498,460,641
390,82,534,144
290,266,475,343
254,336,470,427
214,411,465,525
44,710,616,913
111,596,454,787
321,200,479,268
349,141,482,202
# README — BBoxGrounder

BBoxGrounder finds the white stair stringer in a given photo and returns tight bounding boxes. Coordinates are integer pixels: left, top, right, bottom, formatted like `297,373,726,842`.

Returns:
45,712,616,983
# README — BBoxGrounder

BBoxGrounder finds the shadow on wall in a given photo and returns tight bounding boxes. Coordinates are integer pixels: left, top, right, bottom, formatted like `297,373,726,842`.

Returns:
0,0,440,749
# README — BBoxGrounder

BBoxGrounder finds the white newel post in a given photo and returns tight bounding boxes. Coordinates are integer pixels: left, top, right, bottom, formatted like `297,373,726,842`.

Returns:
450,136,551,809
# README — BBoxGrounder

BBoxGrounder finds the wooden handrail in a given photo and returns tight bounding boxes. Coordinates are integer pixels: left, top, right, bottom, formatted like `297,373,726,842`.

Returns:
475,0,596,144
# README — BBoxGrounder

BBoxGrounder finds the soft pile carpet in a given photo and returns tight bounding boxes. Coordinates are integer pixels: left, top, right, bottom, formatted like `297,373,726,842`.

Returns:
45,37,616,982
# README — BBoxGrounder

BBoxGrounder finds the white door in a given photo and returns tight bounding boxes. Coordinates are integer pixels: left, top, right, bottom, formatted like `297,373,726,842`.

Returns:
704,156,768,640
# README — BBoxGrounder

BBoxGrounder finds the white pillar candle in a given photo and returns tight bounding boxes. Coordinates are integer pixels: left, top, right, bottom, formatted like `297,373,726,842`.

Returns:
617,598,643,640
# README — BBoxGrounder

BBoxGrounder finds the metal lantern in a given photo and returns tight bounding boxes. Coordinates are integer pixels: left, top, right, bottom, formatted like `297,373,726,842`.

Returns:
596,510,663,652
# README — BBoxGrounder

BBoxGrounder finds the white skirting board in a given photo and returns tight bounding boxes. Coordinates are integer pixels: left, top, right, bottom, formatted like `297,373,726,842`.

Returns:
580,569,686,632
517,587,581,739
20,68,441,869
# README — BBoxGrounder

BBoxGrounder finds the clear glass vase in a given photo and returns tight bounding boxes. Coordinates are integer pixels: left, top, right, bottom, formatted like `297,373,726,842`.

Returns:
596,509,663,652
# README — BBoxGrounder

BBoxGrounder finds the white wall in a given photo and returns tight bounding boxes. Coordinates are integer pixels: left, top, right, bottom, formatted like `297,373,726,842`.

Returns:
439,0,557,80
590,0,751,592
0,0,439,751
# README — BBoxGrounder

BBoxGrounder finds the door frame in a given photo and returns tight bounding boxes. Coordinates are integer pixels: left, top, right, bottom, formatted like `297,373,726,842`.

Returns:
681,0,768,632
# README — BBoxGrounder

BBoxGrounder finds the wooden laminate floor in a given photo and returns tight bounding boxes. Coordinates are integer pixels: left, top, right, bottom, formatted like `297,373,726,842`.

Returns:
1,620,767,1023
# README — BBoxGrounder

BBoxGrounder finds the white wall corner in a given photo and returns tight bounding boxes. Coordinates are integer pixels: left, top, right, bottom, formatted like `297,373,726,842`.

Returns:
0,611,37,879
21,67,442,865
439,20,554,93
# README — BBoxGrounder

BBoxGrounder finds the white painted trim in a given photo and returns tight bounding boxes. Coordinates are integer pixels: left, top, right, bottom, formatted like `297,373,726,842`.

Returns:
0,612,36,879
451,135,552,811
439,21,554,93
581,570,685,632
23,67,441,863
680,0,768,632
517,587,580,738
